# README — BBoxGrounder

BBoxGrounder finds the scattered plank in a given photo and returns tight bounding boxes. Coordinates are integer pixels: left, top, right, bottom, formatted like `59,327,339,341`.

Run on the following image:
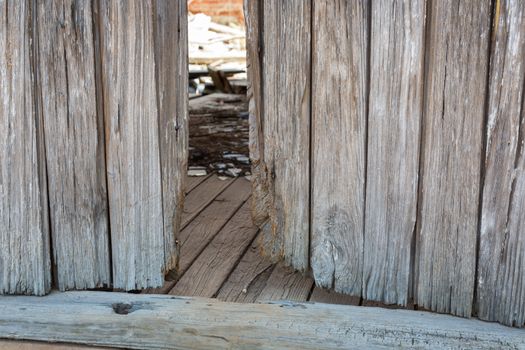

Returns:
311,0,368,295
477,0,525,327
256,263,314,302
363,0,426,306
188,51,246,65
36,0,111,291
99,0,165,290
309,287,360,306
1,291,524,349
153,0,188,277
207,66,233,93
180,175,234,228
415,0,491,317
170,201,258,297
189,93,246,119
0,0,51,295
216,232,274,303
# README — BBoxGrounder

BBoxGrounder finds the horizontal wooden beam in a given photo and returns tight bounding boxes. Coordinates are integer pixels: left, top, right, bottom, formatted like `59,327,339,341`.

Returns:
0,292,523,349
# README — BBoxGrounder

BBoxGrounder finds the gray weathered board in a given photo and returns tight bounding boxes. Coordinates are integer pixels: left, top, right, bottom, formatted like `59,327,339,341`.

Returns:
0,0,51,296
310,0,368,296
415,0,491,318
247,0,525,327
477,0,525,327
249,0,311,271
1,291,524,349
363,0,425,306
1,0,187,294
36,0,111,291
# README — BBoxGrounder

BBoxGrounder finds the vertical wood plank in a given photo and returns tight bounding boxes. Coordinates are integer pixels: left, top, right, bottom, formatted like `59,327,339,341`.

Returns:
36,0,111,290
363,0,426,305
0,0,51,295
311,0,368,295
255,0,311,270
244,0,269,230
153,0,188,277
416,0,491,317
99,0,165,290
477,0,525,327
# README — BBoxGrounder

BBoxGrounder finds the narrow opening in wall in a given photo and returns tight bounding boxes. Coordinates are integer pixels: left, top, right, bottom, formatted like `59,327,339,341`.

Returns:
187,0,250,179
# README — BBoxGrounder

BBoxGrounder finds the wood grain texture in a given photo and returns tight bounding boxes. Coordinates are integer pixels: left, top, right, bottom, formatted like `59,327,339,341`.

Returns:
477,0,525,327
311,0,368,295
415,0,491,317
36,0,110,291
216,232,274,303
177,178,251,274
256,262,314,302
244,0,271,231
99,0,164,290
181,176,233,228
256,0,311,270
170,201,258,297
0,340,108,350
185,173,211,194
144,177,249,294
153,0,188,276
363,0,426,306
2,291,524,349
0,0,51,295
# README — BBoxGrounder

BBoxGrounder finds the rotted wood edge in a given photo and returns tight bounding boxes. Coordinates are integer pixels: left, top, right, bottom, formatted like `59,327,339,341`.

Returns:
244,0,283,262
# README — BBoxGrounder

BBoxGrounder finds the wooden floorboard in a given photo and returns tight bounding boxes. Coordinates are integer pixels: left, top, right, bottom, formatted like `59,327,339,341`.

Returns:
216,232,275,303
2,291,524,350
170,201,259,297
256,263,314,302
180,175,233,228
144,177,251,294
155,173,430,314
178,178,251,273
184,173,212,194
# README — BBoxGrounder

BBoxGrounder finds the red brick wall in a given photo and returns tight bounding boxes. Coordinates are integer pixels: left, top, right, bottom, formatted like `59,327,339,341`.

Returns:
188,0,244,26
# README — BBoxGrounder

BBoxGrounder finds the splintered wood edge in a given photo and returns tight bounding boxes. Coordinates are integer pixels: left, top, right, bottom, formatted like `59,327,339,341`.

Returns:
0,291,523,350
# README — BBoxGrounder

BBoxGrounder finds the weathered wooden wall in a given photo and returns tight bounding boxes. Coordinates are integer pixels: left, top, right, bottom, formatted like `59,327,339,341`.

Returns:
247,0,525,327
0,0,188,294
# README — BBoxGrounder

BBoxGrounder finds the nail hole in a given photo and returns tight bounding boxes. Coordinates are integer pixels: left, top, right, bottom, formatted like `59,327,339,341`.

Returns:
112,303,133,315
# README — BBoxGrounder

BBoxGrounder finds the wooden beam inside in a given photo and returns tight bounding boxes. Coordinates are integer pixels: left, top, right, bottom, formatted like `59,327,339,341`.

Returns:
0,292,523,349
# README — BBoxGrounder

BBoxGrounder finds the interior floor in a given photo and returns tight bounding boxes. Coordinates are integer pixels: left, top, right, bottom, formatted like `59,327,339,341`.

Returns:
145,173,395,307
